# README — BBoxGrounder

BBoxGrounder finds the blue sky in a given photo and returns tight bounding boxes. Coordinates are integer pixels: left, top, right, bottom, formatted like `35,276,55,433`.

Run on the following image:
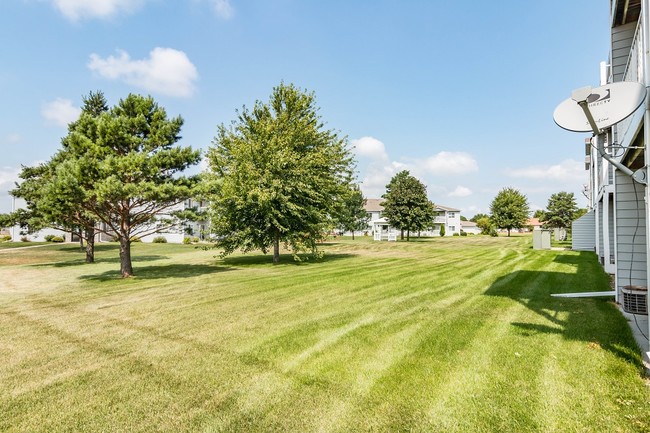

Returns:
0,0,609,216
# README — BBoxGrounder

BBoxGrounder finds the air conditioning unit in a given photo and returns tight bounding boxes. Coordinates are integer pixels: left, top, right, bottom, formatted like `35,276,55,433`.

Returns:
621,286,648,315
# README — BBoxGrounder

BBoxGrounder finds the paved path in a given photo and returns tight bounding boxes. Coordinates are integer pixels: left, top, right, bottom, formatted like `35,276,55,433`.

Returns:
0,244,55,253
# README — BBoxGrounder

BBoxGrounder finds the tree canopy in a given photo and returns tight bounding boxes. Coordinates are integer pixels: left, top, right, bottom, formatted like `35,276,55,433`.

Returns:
541,192,579,229
15,93,201,276
337,184,369,240
12,91,109,262
489,187,530,237
206,82,355,263
381,170,434,241
470,213,489,223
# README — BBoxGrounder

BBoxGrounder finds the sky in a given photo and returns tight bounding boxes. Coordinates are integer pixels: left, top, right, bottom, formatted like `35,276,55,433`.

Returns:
0,0,610,217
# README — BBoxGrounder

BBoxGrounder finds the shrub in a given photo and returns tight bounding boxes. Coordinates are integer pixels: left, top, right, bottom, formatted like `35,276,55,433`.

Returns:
0,235,12,242
130,237,142,243
44,234,55,242
489,227,499,237
51,236,64,243
183,237,192,244
152,236,167,243
453,233,460,236
192,236,200,243
439,225,446,237
460,230,467,237
20,236,30,242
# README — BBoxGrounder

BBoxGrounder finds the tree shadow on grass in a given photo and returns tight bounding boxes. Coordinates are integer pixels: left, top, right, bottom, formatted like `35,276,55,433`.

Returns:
57,244,121,253
220,252,355,267
32,255,169,268
483,251,644,371
79,263,231,281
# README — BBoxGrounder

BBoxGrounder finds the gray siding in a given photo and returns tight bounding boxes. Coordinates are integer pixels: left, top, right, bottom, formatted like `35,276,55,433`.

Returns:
608,194,615,263
615,172,647,287
572,211,595,251
598,200,604,262
611,22,637,81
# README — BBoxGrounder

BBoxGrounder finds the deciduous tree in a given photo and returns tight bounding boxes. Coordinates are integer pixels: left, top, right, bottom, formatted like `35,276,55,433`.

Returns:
541,192,579,229
381,170,434,241
337,184,369,240
470,213,488,223
206,83,355,263
489,187,530,237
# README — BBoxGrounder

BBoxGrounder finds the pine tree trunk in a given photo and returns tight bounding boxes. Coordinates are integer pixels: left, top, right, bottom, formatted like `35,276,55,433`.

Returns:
273,232,280,264
119,236,133,277
85,226,95,263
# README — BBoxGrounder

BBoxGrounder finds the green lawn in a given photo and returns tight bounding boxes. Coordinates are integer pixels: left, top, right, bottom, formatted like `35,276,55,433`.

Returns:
0,241,48,249
1,237,648,432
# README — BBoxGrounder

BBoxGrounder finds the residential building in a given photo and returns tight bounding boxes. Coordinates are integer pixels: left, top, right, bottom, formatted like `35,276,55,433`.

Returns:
571,0,648,357
432,205,461,236
460,220,481,235
363,199,461,238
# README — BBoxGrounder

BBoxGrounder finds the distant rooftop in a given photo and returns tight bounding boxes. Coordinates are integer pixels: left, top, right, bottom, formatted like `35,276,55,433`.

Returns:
364,199,384,212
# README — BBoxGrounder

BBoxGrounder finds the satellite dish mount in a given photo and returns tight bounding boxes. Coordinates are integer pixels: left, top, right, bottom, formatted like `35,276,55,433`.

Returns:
553,83,647,185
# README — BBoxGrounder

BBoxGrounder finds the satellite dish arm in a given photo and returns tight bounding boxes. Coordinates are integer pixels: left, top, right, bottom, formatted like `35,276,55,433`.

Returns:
573,91,643,183
575,100,602,136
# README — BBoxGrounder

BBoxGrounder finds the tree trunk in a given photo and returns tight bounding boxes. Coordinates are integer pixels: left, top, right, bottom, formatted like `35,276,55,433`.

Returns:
352,231,355,240
400,229,404,240
119,236,133,277
273,232,280,264
407,229,410,241
85,226,95,263
507,228,511,237
78,234,84,250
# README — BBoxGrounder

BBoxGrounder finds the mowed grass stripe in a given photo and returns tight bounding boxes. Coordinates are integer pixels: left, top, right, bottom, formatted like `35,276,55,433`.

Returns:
1,237,648,432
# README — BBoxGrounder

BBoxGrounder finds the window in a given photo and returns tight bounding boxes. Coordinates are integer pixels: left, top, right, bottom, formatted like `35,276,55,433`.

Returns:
449,226,456,232
448,212,455,218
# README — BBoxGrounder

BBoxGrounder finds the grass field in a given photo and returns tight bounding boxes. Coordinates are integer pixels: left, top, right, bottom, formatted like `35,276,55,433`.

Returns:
1,236,649,432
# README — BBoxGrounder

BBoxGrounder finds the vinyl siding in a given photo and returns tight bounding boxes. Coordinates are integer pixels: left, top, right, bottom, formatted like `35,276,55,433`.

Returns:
611,22,637,81
572,211,595,251
598,200,605,262
615,172,646,287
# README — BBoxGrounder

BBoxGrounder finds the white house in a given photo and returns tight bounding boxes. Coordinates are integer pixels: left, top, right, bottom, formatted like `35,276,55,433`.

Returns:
11,199,208,244
432,205,461,236
363,199,462,239
461,220,481,235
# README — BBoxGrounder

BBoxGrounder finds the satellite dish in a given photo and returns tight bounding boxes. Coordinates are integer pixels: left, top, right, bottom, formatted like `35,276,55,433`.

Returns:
553,81,646,132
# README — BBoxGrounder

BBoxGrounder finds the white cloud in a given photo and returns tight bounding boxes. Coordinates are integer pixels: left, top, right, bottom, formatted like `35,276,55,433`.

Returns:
210,0,234,19
420,151,478,175
88,48,198,98
359,161,407,199
0,166,20,192
506,159,584,182
351,136,388,161
41,98,80,127
47,0,147,21
448,186,472,197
